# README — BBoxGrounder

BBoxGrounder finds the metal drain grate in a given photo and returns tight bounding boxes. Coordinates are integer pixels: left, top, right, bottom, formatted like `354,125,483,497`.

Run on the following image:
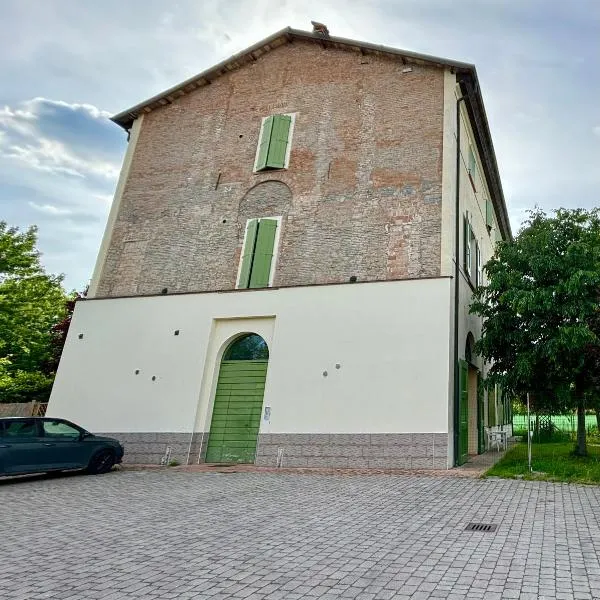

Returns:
465,523,498,532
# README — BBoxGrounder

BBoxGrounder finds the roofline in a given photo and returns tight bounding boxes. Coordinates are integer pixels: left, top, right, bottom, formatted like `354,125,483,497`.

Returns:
457,74,512,240
110,26,511,240
111,27,475,128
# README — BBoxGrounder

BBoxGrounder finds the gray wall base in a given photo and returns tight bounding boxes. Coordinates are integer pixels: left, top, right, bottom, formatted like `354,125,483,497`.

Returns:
256,433,449,469
97,432,207,465
102,432,449,469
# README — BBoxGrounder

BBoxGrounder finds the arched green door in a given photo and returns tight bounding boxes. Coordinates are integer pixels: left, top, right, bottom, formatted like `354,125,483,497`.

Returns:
205,334,269,464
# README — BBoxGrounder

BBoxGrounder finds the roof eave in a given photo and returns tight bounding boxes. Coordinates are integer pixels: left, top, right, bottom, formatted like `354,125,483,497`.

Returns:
111,27,476,129
457,73,512,241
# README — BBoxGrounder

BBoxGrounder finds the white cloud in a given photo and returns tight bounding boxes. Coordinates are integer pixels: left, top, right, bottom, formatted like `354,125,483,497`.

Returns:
0,98,121,180
2,137,119,179
28,201,73,215
24,97,112,120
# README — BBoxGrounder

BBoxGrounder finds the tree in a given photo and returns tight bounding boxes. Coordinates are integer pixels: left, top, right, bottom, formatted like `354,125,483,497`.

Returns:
43,289,85,376
0,222,68,403
0,222,40,278
471,208,600,456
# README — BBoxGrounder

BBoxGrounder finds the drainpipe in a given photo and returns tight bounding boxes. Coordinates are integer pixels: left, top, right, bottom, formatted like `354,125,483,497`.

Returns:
453,89,467,466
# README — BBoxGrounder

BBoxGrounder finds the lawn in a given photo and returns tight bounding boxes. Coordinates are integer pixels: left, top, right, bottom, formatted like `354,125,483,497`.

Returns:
485,442,600,484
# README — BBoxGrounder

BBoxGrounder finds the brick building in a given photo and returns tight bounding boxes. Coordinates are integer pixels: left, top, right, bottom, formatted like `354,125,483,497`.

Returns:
49,27,512,468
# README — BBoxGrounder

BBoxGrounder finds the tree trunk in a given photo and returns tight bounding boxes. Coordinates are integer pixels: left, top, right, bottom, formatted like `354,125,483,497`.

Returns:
596,407,600,432
575,392,587,457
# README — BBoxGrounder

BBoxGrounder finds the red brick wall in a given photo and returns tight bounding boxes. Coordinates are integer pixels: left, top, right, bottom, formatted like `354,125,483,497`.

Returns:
97,40,444,297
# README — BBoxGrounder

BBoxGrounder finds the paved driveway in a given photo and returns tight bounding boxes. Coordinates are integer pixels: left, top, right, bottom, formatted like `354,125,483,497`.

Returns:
2,470,600,600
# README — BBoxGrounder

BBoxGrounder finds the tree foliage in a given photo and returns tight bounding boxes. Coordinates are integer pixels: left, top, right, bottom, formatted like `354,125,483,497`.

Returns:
0,222,40,279
471,208,600,456
0,222,70,403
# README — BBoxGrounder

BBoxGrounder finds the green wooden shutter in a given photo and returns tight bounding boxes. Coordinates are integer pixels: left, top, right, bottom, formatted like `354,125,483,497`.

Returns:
474,241,480,287
255,116,274,171
266,115,291,169
477,373,485,454
249,219,278,288
486,199,494,229
458,360,469,465
463,216,471,273
468,146,476,175
238,219,258,289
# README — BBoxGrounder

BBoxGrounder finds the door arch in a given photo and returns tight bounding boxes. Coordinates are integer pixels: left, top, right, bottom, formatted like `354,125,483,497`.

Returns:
205,334,269,464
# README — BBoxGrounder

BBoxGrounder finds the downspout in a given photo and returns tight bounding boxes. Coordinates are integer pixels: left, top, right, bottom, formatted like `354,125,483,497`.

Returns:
453,89,467,466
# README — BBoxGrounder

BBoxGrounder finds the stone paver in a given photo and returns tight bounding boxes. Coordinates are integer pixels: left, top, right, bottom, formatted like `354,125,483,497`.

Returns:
1,471,600,599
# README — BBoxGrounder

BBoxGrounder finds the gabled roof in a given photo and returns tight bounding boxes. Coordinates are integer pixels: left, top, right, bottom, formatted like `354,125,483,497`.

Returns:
111,27,511,240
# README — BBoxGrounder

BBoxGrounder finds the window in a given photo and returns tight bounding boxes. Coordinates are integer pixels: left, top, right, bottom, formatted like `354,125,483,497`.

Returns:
223,334,269,360
2,419,38,438
238,218,279,289
254,114,293,171
42,420,81,439
463,215,472,275
475,241,482,287
464,214,480,286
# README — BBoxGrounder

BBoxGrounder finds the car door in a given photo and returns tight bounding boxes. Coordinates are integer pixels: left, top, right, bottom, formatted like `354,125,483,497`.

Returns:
0,419,46,475
39,419,94,470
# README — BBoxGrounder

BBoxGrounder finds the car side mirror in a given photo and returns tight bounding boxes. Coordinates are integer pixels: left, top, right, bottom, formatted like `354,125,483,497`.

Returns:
79,431,91,441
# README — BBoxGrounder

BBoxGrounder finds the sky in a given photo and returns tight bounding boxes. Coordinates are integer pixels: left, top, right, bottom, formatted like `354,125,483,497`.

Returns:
0,0,598,290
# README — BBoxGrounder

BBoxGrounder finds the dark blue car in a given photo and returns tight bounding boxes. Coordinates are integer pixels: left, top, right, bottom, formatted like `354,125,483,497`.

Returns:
0,417,124,476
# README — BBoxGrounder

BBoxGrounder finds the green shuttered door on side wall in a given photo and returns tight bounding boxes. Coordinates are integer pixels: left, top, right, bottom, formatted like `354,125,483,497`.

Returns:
458,360,469,465
205,360,268,464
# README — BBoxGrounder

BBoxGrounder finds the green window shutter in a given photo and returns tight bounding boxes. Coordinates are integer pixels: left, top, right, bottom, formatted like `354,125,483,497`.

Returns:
266,114,291,169
249,219,278,288
486,199,494,229
255,116,274,171
475,242,482,287
238,219,258,289
463,216,471,273
458,359,469,465
468,146,476,175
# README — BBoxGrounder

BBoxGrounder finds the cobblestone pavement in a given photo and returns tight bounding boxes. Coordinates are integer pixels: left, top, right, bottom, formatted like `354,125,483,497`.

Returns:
2,470,600,600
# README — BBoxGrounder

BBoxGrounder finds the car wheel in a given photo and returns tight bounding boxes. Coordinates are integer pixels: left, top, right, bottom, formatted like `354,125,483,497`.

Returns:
86,449,116,475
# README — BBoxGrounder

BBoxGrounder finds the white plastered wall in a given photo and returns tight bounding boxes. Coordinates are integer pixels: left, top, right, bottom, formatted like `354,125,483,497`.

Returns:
49,278,452,436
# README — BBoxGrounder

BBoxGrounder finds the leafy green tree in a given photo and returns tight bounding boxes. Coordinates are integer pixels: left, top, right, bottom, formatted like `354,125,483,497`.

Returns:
471,208,600,456
0,222,40,278
0,222,68,403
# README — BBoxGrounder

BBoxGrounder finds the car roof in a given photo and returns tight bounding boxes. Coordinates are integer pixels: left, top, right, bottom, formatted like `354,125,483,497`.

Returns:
0,416,63,420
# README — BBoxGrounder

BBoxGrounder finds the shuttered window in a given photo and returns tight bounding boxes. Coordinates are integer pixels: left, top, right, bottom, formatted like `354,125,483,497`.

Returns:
468,145,477,191
486,199,494,231
464,215,472,275
238,218,279,289
475,242,482,287
255,115,293,171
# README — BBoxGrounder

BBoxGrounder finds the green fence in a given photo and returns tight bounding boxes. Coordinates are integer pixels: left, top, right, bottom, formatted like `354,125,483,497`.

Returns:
513,414,598,433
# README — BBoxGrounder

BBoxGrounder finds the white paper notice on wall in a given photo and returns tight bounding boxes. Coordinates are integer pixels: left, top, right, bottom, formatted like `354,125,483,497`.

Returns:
263,406,271,421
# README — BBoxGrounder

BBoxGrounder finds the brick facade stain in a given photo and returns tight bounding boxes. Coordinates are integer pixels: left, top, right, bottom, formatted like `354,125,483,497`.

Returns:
97,40,444,297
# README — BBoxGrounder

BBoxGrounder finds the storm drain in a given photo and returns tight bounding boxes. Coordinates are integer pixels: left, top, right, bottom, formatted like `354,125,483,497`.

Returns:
465,523,498,532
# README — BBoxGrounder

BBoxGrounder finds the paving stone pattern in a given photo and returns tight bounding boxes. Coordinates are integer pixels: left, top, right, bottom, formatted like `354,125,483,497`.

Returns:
2,471,600,599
